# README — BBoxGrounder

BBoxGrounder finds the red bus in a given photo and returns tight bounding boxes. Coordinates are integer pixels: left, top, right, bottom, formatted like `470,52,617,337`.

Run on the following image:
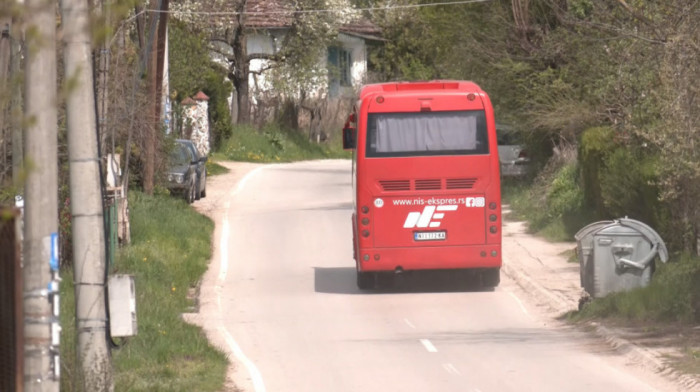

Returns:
343,81,502,289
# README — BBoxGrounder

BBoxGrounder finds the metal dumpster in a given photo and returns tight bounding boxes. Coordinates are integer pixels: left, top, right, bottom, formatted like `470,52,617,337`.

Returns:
575,218,668,298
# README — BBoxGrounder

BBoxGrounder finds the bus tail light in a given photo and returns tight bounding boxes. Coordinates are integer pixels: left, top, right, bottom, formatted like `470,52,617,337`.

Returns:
363,254,370,261
361,218,369,225
489,202,497,210
489,214,498,222
490,226,498,234
361,205,369,214
362,230,370,238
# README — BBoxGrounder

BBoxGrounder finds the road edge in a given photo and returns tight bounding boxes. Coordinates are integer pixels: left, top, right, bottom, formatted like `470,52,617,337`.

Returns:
502,259,700,391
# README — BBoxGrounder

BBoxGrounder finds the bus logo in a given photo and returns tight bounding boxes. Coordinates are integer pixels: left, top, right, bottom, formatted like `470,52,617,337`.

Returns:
466,197,485,207
403,205,458,228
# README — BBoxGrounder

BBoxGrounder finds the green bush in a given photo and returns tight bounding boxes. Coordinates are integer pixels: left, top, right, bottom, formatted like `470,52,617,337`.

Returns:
578,126,673,249
579,126,615,218
598,147,671,241
505,156,586,241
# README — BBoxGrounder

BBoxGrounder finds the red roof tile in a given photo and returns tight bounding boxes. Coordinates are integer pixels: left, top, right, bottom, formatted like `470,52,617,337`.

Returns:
243,0,381,39
193,91,210,101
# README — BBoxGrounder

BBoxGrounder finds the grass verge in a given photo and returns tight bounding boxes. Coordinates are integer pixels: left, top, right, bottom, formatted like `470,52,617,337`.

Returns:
570,253,700,324
60,191,227,392
206,160,229,176
212,123,350,163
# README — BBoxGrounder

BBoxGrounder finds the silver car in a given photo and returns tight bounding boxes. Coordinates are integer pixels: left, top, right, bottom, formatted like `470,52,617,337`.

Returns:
497,124,530,177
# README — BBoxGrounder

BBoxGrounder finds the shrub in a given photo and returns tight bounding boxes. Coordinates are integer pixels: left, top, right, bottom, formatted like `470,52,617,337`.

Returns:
579,126,615,218
507,146,586,240
579,126,673,249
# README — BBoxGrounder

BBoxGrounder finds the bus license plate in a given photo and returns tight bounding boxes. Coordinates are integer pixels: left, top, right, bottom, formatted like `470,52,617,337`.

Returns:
414,231,446,241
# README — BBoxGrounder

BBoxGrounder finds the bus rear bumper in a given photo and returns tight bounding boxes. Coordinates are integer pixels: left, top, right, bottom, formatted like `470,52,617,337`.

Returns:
357,245,502,272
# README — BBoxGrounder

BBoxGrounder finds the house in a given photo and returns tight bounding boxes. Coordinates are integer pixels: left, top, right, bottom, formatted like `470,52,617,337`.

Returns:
242,0,382,100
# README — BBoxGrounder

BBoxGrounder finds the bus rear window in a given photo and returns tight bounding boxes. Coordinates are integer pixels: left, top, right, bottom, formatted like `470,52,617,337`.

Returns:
366,110,488,157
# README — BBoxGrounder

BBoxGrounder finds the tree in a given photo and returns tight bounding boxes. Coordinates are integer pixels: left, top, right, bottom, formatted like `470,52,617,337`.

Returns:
172,0,356,125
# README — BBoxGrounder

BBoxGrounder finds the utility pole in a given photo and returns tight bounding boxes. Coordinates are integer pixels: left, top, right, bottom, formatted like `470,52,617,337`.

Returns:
60,0,113,389
96,0,111,159
11,18,23,184
22,0,60,389
143,0,159,195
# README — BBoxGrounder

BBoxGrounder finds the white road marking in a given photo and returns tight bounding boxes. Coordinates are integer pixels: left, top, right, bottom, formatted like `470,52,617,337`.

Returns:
442,363,461,375
218,166,265,284
508,290,529,315
218,216,230,284
217,166,267,392
403,318,416,329
420,339,438,353
219,325,267,392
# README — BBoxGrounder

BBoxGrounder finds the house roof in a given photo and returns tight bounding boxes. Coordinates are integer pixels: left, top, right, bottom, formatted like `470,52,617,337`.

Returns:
243,0,381,39
244,0,294,29
193,91,210,101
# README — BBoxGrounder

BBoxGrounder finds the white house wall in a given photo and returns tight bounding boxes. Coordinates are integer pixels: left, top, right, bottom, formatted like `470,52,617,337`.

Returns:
338,33,367,90
247,31,283,102
245,31,368,100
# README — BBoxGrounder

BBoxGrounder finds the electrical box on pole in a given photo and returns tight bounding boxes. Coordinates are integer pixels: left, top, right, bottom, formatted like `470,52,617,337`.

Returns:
108,275,137,337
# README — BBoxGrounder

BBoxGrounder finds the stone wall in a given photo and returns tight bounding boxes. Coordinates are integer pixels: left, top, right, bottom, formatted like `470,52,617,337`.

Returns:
182,91,210,156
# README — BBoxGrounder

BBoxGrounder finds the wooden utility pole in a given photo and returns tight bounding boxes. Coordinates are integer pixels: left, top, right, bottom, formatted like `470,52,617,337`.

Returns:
22,0,60,389
142,0,170,194
142,0,159,195
10,19,22,184
60,0,114,389
154,0,169,126
96,0,111,159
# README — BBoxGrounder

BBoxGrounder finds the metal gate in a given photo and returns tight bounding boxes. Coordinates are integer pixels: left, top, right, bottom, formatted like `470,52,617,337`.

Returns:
0,207,22,392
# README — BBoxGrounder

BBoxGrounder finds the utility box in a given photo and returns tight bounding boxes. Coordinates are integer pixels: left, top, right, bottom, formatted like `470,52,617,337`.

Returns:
575,218,668,298
108,275,137,337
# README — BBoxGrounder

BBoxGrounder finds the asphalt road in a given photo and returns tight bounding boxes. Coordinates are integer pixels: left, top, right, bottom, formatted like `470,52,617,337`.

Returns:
194,160,676,392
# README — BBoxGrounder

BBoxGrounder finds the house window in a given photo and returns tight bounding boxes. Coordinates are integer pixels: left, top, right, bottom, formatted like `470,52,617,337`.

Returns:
328,47,352,87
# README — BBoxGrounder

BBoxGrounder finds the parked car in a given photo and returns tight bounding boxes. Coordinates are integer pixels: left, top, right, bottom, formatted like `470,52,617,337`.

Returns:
496,123,530,177
166,142,199,203
176,139,207,200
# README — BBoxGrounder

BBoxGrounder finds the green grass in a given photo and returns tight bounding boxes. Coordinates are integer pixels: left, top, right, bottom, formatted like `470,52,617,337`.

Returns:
60,191,227,392
206,160,229,176
212,123,350,163
570,253,700,324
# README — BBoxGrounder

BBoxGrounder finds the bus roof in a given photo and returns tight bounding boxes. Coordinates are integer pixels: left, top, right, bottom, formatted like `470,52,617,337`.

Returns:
359,80,484,100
